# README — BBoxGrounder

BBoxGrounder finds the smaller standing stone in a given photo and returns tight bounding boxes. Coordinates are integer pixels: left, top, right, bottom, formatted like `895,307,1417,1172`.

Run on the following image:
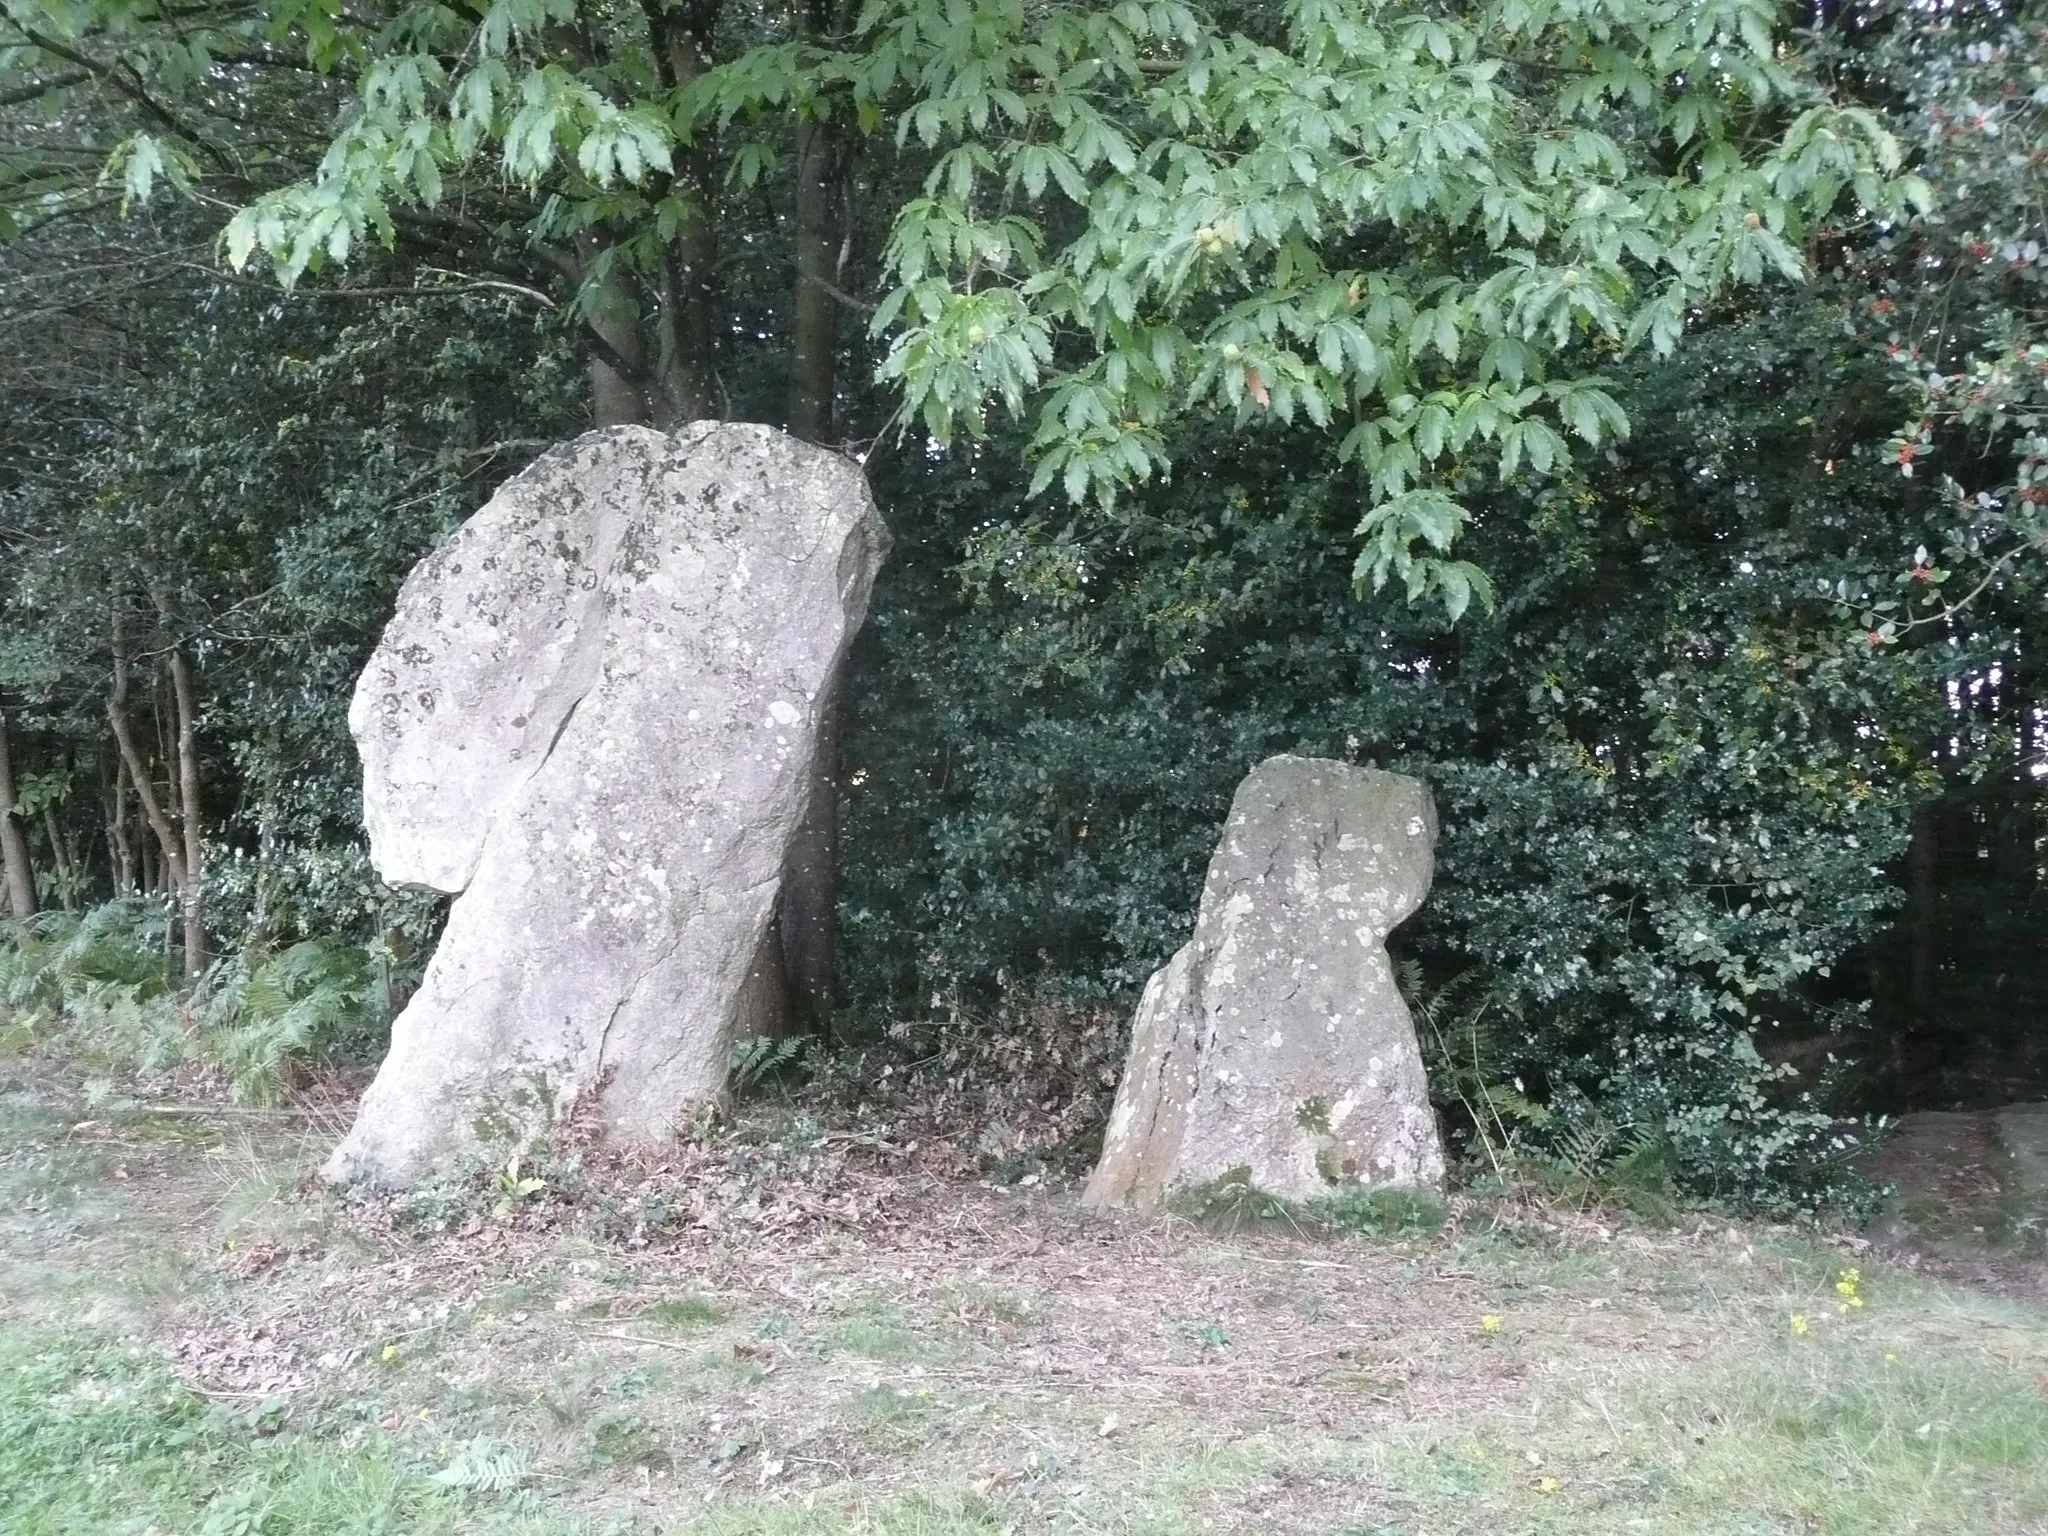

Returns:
1084,755,1445,1209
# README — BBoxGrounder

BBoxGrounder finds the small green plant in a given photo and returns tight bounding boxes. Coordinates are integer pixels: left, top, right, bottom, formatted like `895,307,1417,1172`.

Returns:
0,902,186,1074
1172,1166,1449,1241
0,900,178,1014
589,1412,672,1470
1309,1183,1450,1238
1169,1166,1300,1232
1401,962,1551,1176
430,1436,531,1493
731,1032,807,1094
1527,1107,1680,1219
491,1145,548,1220
1402,963,1694,1215
388,1123,580,1233
0,906,389,1103
195,1485,273,1536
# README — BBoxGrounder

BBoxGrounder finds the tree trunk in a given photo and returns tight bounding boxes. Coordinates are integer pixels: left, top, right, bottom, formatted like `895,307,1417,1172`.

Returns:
106,750,135,896
41,806,75,911
580,234,656,428
107,623,192,962
107,698,181,896
776,680,843,1043
1907,798,1940,1025
0,702,37,920
614,0,721,428
166,643,206,975
652,158,719,422
249,765,280,950
787,109,845,444
768,0,858,1041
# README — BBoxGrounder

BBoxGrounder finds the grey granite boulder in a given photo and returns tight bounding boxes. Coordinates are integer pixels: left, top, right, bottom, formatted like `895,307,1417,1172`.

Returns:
1083,755,1445,1209
324,423,888,1187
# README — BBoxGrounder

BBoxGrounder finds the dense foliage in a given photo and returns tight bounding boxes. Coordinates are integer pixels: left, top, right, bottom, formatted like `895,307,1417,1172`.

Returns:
844,280,1960,1208
4,0,2046,1209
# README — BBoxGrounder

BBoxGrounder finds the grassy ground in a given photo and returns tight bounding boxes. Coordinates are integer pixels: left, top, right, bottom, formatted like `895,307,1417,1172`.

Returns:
3,1073,2046,1535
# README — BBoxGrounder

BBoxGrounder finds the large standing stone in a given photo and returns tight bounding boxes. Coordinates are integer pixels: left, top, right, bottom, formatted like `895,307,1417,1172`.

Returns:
324,423,888,1188
1083,755,1445,1209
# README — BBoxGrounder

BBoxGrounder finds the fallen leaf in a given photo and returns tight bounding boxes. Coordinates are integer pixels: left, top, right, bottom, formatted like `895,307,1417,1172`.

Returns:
970,1465,1018,1497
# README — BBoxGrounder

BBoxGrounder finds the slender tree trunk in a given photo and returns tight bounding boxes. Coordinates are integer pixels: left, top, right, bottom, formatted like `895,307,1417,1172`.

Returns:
0,703,37,920
165,644,206,975
41,807,75,912
107,623,191,960
250,769,279,951
778,124,847,1036
652,169,719,422
106,693,181,891
106,750,135,895
108,702,181,896
1907,798,1940,1025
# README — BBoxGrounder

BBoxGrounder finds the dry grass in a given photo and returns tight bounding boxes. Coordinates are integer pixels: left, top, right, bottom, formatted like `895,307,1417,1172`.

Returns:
1,1072,2046,1535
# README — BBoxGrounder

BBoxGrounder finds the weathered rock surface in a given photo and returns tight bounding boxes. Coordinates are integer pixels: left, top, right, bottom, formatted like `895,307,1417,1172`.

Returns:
324,423,888,1188
1083,755,1445,1209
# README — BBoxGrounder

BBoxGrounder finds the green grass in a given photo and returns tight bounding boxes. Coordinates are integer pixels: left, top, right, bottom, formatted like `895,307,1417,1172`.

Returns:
639,1293,725,1330
818,1295,933,1363
5,1294,2045,1535
0,1326,574,1536
3,1078,2047,1535
1329,1333,2048,1534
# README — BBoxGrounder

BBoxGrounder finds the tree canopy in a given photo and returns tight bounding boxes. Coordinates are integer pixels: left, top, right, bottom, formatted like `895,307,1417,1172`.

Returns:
9,0,1927,606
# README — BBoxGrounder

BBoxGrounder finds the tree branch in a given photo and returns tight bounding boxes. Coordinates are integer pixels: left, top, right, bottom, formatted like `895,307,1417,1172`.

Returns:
0,68,89,108
11,25,237,173
174,261,558,308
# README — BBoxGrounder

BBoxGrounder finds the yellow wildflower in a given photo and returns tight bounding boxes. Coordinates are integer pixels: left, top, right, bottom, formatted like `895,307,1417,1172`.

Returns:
1480,1314,1503,1334
1790,1314,1809,1336
1834,1268,1865,1312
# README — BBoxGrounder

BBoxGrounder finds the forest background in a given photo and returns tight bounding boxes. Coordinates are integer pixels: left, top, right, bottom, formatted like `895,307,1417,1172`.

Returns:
3,0,2045,1215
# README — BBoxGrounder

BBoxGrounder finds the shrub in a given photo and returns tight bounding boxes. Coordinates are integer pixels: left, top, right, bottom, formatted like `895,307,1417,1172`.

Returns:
199,937,380,1104
0,903,383,1103
844,301,1953,1214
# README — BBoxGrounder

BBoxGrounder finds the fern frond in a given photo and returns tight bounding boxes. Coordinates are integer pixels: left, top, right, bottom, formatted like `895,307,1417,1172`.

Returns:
431,1437,531,1493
